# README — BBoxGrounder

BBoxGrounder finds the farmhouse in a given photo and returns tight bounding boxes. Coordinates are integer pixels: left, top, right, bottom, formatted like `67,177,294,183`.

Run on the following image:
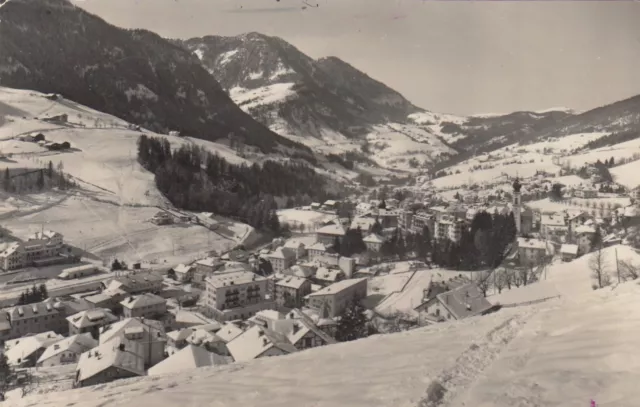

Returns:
74,337,145,388
37,333,98,367
417,283,495,324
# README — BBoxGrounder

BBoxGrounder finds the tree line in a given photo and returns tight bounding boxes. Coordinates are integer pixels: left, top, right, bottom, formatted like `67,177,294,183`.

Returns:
2,161,72,194
17,284,49,306
137,136,336,231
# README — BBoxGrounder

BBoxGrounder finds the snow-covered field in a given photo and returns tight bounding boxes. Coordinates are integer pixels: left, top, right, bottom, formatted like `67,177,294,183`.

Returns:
276,209,337,231
1,196,238,265
611,158,640,189
526,196,631,214
0,87,250,266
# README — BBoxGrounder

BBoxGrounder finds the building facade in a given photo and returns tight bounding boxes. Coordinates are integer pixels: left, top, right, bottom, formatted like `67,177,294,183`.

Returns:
204,271,274,321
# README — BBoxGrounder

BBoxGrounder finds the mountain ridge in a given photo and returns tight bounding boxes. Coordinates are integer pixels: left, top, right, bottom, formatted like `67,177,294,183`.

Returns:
0,0,313,157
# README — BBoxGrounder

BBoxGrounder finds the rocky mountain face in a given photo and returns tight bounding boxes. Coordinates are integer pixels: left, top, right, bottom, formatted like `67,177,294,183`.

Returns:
179,33,423,141
0,0,312,156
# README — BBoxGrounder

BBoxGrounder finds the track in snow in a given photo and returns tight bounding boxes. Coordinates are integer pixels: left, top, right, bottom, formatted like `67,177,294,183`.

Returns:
418,309,534,407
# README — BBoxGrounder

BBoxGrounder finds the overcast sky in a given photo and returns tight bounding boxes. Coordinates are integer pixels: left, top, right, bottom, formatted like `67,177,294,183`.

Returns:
74,0,640,116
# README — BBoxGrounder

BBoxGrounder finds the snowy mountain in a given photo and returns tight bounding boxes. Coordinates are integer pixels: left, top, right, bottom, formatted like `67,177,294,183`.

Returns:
0,0,312,157
178,33,457,172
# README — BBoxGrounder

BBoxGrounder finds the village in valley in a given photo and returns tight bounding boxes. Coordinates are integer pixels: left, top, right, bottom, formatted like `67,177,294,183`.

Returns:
0,148,639,399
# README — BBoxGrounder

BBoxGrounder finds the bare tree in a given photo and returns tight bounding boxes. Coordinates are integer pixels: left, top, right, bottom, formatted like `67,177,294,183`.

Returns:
589,246,611,289
619,259,640,281
493,269,506,294
503,269,513,290
475,270,492,297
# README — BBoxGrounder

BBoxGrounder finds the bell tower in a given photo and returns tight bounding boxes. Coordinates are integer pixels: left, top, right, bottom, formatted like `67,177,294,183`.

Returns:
512,177,522,235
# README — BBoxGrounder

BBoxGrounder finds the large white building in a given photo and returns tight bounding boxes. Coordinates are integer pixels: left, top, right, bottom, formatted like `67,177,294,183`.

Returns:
0,230,66,271
204,270,274,322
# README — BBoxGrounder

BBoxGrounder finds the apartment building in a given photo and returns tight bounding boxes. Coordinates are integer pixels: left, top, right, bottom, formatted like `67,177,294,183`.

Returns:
204,270,274,322
274,276,312,309
5,300,69,339
305,278,368,318
315,223,346,245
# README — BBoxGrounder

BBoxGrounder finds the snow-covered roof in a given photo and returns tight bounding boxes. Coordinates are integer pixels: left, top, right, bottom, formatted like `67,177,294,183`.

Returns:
75,337,145,383
215,322,246,343
560,244,579,255
308,242,329,251
100,318,166,345
517,237,547,250
120,293,166,310
316,223,346,236
37,333,98,364
167,328,194,343
435,283,494,320
7,300,64,321
284,265,315,279
4,332,64,365
267,247,296,260
275,276,309,290
195,257,222,268
227,325,298,362
307,278,367,298
363,233,384,244
541,214,565,227
0,242,21,258
67,308,118,329
205,270,264,288
148,345,230,376
173,264,192,274
313,267,344,283
575,225,596,235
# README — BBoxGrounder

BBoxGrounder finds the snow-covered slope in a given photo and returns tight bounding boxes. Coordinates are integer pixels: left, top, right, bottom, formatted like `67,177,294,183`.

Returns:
0,86,251,264
9,248,640,407
178,33,456,172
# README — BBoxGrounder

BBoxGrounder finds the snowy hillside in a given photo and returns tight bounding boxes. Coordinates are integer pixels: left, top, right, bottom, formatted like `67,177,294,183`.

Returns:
0,86,251,264
179,33,457,172
8,248,640,407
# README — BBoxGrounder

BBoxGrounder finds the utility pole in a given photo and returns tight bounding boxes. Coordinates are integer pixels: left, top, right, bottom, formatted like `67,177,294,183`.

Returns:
615,248,620,284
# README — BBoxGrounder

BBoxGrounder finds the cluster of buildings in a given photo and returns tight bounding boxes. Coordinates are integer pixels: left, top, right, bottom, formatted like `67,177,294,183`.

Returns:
0,230,79,272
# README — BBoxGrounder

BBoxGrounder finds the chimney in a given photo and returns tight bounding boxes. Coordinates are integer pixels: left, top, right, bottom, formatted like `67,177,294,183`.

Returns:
119,343,125,351
262,338,268,346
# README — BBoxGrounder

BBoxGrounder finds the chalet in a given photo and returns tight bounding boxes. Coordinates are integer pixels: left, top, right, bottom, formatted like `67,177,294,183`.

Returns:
540,214,568,240
42,114,68,124
305,278,368,318
67,308,119,339
310,202,322,210
266,247,297,273
560,244,579,262
321,200,338,212
417,283,495,324
312,267,345,287
315,223,346,245
37,333,98,367
363,233,384,252
73,337,145,388
575,225,597,253
278,309,337,350
99,318,167,368
274,276,312,309
172,264,193,283
226,325,298,362
517,237,551,266
4,331,64,367
307,242,330,261
150,211,173,225
102,273,164,295
120,293,167,320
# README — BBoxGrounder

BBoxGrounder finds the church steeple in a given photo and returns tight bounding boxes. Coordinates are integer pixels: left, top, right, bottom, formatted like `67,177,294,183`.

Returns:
512,177,522,235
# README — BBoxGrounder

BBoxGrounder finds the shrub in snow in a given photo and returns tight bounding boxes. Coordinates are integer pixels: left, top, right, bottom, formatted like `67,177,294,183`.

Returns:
420,380,447,407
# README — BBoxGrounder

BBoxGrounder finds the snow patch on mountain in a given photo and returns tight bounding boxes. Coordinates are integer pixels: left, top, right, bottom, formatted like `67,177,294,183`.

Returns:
217,49,239,65
230,83,296,111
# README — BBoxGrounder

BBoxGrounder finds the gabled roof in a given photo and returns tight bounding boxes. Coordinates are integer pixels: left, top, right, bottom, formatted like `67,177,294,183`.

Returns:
560,244,579,255
205,270,264,288
316,223,346,236
307,277,367,297
167,328,195,343
120,293,166,310
313,267,344,283
215,322,246,343
275,276,309,290
99,318,166,345
173,264,192,274
227,325,298,362
435,283,494,320
37,333,98,364
308,242,329,251
363,233,384,244
148,345,230,376
575,225,596,235
517,237,547,250
75,337,145,383
541,214,565,227
282,309,337,346
8,300,64,321
67,308,118,329
267,247,297,260
5,332,64,365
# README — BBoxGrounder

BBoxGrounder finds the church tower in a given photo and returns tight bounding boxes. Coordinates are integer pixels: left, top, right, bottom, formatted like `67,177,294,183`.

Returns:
512,177,522,235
